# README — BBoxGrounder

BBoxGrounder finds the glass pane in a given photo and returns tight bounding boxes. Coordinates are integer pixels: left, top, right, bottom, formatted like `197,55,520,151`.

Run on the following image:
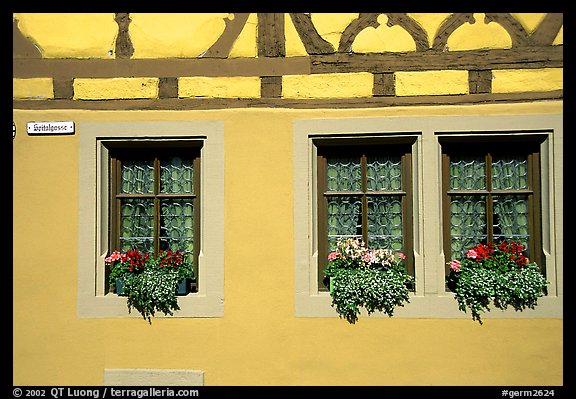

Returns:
493,195,529,251
121,159,154,194
491,155,529,190
160,199,194,263
120,198,154,253
450,155,486,190
326,156,361,192
366,155,402,191
326,196,362,251
160,156,194,194
367,195,403,251
450,195,486,258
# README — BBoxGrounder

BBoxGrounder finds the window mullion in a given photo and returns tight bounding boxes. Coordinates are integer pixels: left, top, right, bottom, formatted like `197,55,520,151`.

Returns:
154,157,161,258
486,152,493,244
361,153,368,244
111,157,120,251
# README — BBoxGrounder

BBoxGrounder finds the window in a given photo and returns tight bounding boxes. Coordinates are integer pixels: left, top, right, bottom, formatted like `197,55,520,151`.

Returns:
315,138,415,290
107,142,201,292
77,121,225,318
441,136,545,277
294,114,561,319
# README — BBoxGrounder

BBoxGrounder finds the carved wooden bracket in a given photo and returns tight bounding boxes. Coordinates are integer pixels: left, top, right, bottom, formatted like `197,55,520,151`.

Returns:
114,13,134,59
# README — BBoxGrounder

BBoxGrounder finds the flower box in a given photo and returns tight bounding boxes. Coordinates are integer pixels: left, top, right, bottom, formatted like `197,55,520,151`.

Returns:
447,241,548,324
175,278,191,296
115,278,127,296
105,249,195,322
324,237,413,324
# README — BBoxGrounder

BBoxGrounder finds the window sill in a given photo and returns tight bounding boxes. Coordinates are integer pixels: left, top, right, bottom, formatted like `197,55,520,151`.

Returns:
78,292,224,318
295,292,563,320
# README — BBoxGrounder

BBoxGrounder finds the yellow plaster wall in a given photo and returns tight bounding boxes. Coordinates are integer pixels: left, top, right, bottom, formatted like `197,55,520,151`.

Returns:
13,13,117,58
178,76,261,98
395,70,469,96
73,78,159,100
13,78,54,100
13,102,563,386
129,13,230,58
13,67,563,101
282,72,373,98
492,68,563,93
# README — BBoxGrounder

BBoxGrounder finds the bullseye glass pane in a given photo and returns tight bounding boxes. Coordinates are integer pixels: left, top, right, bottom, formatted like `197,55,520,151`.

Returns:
326,157,361,192
493,195,529,251
326,196,362,252
450,195,486,258
121,159,154,194
119,198,154,254
160,156,194,194
366,155,402,191
160,199,194,263
367,196,403,251
491,155,529,190
450,155,485,190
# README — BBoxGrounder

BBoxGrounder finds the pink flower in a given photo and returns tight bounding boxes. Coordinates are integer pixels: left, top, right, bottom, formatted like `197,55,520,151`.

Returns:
397,252,406,260
449,259,461,272
362,251,377,265
328,251,339,261
105,250,123,263
466,249,478,259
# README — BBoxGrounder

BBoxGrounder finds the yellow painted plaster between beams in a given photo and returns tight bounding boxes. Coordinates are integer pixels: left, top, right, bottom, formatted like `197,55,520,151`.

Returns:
285,14,308,57
492,68,563,93
13,13,118,58
228,13,258,58
447,13,512,50
13,78,54,100
511,13,547,34
129,13,229,58
73,78,159,100
395,71,469,96
353,14,416,53
178,77,261,98
282,73,373,98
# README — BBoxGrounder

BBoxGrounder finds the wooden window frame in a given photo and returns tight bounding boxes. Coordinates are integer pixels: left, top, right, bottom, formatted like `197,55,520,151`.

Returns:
440,135,545,277
314,137,415,291
107,142,202,293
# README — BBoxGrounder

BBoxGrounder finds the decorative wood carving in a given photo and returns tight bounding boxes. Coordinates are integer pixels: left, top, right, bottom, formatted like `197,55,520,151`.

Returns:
12,13,562,109
203,13,250,58
289,13,334,55
340,13,429,53
484,13,531,47
339,13,381,53
432,13,475,50
13,18,42,58
530,13,563,45
114,13,134,59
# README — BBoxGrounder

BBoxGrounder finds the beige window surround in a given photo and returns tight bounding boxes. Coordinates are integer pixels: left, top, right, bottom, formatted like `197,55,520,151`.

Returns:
77,121,225,318
293,113,563,319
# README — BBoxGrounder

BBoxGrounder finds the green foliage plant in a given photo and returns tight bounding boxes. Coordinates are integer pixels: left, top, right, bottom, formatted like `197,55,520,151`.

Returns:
447,241,548,324
105,249,195,323
324,237,414,324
